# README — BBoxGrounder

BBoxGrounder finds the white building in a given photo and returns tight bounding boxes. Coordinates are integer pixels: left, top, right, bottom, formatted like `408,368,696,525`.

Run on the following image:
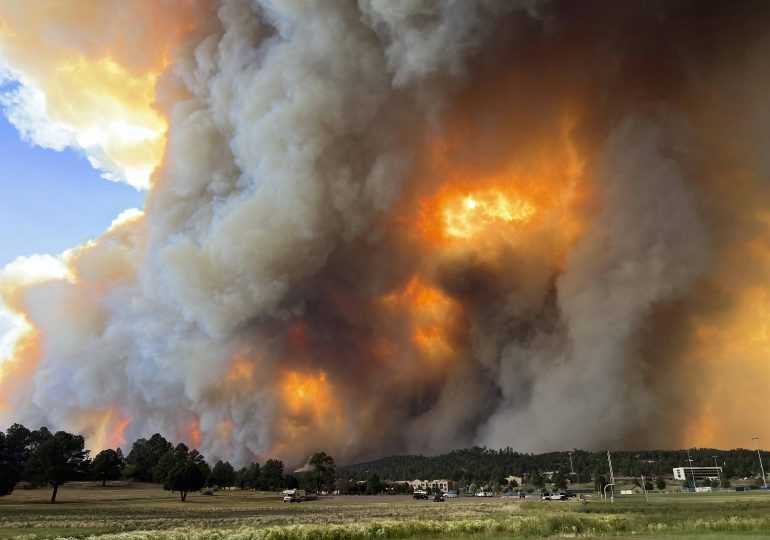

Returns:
403,479,459,492
673,466,722,481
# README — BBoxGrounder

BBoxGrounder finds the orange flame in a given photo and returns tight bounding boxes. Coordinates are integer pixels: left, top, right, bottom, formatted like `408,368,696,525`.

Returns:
379,276,464,362
442,189,536,238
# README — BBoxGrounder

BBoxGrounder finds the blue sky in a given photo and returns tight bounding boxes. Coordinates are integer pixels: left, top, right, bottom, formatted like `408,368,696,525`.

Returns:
0,105,144,267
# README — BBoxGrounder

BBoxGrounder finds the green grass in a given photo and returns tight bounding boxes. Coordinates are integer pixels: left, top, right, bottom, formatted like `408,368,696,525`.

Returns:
2,483,770,539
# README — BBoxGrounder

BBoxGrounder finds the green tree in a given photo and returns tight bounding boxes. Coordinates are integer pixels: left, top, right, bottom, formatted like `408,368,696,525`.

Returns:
366,472,382,495
126,434,172,482
578,468,592,483
595,474,607,493
530,470,544,489
166,460,205,501
285,474,300,489
655,477,666,491
153,447,183,485
26,431,89,503
308,452,336,493
209,460,236,488
552,469,567,490
91,448,124,486
235,463,260,490
259,459,284,491
0,425,53,486
0,462,21,496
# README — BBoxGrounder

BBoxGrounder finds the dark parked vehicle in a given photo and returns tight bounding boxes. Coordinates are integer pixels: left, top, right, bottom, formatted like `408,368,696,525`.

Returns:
518,491,526,498
433,493,445,502
413,490,429,500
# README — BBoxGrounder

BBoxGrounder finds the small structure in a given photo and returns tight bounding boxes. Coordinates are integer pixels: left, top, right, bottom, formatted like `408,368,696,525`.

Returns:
618,484,644,495
404,479,459,492
673,467,721,481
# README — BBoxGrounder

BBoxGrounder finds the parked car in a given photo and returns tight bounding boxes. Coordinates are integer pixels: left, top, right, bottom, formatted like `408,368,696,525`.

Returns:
413,490,429,500
444,491,458,498
433,493,445,502
542,492,566,501
518,491,526,498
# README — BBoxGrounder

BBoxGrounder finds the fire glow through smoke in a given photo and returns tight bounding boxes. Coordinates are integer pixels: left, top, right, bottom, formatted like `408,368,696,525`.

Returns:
1,1,770,465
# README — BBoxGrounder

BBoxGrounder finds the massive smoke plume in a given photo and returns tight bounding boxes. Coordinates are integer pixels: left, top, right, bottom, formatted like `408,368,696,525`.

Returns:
1,0,769,465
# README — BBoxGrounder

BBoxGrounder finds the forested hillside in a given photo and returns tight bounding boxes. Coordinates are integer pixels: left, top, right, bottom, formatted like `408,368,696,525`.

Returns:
337,447,767,484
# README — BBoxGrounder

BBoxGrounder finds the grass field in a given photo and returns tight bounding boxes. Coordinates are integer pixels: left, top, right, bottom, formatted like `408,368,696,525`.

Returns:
2,483,770,539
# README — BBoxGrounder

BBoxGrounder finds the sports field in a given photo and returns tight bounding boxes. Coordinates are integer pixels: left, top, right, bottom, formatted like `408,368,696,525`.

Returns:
2,483,770,539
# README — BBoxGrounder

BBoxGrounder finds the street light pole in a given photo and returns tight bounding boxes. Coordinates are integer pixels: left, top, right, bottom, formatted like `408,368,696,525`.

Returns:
686,449,697,492
753,437,767,488
607,451,615,503
569,452,575,476
712,456,721,490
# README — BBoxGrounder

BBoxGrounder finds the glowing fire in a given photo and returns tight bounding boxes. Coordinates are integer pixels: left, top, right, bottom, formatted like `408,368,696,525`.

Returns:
187,418,202,449
442,189,535,238
272,370,343,459
282,370,337,419
88,411,131,452
379,276,464,361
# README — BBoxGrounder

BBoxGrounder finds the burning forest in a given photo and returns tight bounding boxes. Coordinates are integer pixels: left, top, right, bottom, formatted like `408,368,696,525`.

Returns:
0,0,769,466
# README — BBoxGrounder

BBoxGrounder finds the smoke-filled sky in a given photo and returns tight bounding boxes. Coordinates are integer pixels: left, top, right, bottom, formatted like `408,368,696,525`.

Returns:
1,0,769,466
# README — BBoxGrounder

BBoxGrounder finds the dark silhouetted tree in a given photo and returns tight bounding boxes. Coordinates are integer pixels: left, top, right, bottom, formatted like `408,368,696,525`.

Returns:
91,448,125,486
286,474,301,490
0,462,21,496
259,459,284,491
552,469,567,490
209,460,236,488
578,468,592,483
366,472,382,495
308,452,336,493
26,431,88,502
154,443,188,485
235,463,259,490
126,434,172,482
166,460,205,501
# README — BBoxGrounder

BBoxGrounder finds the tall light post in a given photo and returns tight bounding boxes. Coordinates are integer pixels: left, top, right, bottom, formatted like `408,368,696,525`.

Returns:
568,451,575,476
753,437,767,488
607,451,615,503
712,456,721,490
686,449,697,492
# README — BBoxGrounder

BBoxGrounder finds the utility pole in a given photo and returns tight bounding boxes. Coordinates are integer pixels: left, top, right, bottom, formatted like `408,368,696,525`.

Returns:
607,451,615,503
712,456,721,490
686,449,697,492
568,451,575,476
753,437,767,488
641,474,649,503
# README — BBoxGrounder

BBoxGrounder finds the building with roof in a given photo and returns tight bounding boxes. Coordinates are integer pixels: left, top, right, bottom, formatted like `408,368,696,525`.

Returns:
673,466,722,481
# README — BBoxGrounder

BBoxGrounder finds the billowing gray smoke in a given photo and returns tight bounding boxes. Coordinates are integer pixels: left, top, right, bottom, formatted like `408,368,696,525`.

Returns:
1,0,769,465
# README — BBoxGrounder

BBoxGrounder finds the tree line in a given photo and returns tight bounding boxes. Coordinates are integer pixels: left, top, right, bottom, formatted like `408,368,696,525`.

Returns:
4,422,766,502
336,446,770,490
0,423,336,502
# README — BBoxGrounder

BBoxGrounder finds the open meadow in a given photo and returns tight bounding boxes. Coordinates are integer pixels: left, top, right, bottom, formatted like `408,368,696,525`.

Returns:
2,484,770,539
